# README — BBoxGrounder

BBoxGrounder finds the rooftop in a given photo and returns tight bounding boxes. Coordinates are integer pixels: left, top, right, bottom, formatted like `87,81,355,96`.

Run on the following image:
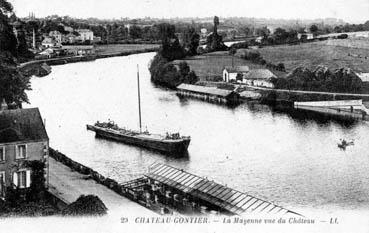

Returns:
224,66,249,73
0,108,48,144
244,69,276,80
145,163,299,216
177,84,236,97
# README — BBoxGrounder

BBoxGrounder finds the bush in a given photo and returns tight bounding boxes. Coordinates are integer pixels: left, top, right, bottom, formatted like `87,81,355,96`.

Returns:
62,195,108,216
337,34,348,39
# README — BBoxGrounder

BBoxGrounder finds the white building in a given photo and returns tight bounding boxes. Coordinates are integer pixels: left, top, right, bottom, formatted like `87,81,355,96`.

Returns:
223,66,250,82
356,72,369,82
243,69,276,88
41,36,60,48
49,30,62,44
76,29,94,42
297,33,314,40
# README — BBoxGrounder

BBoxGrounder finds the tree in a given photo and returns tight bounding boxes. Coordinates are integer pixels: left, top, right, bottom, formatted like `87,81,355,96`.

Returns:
183,27,199,56
309,24,319,35
255,26,270,38
129,25,142,39
0,0,31,106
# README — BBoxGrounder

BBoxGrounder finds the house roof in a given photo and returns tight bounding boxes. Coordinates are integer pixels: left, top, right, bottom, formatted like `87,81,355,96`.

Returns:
177,84,237,98
146,163,299,216
224,66,249,73
356,72,369,82
244,69,276,80
0,108,48,144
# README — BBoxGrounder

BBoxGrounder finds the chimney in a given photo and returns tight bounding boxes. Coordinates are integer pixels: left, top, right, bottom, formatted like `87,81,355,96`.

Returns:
0,99,8,111
33,28,36,49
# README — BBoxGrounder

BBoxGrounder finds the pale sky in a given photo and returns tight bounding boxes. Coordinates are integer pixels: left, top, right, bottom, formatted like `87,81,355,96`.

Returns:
10,0,369,23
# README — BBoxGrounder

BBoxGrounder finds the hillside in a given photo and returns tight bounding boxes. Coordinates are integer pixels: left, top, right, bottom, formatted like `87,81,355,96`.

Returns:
258,38,369,74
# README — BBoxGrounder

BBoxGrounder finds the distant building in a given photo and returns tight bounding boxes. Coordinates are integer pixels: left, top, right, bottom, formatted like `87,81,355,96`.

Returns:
255,36,263,43
62,45,95,56
49,30,62,44
76,29,94,42
356,73,369,82
177,84,240,104
0,107,49,198
63,33,78,44
41,36,60,48
297,33,314,40
93,36,102,43
64,26,74,33
223,66,250,82
243,69,276,88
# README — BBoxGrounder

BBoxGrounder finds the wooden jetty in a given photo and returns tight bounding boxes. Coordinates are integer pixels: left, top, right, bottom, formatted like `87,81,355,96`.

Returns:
294,99,369,121
177,84,240,105
120,163,300,216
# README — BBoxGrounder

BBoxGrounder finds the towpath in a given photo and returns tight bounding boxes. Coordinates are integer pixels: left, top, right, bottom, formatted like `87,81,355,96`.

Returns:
48,157,156,216
247,85,369,97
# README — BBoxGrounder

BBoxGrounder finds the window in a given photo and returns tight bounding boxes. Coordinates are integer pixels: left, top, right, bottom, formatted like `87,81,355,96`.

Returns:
0,171,5,197
0,147,4,162
16,145,27,159
13,170,31,188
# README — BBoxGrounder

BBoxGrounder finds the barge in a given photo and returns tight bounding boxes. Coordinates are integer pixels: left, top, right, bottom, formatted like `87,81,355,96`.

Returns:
294,99,369,121
87,65,191,155
87,122,191,155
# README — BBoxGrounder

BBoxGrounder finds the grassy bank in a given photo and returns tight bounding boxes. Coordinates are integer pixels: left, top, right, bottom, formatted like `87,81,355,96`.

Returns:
258,38,369,73
174,51,285,81
95,44,160,56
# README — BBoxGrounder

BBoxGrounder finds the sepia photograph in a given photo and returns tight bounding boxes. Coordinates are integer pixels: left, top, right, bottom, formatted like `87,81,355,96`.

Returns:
0,0,369,232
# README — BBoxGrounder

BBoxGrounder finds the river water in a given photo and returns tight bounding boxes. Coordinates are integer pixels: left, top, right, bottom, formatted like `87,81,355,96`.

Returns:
26,52,369,214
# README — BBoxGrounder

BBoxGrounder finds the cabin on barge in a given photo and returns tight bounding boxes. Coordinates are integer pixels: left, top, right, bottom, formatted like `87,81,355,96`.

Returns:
120,163,299,216
176,84,240,105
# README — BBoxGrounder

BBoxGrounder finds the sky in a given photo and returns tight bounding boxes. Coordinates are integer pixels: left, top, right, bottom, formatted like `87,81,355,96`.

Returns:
9,0,369,23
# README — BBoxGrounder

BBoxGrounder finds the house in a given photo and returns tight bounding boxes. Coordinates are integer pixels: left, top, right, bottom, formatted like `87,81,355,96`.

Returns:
297,33,314,40
0,105,49,198
62,45,95,56
76,29,94,42
64,33,78,44
356,72,369,82
49,30,62,44
243,69,276,88
223,66,249,82
255,36,263,43
64,26,74,33
42,36,60,48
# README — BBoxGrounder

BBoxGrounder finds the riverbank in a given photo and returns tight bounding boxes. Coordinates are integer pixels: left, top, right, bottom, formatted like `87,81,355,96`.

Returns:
48,156,154,216
19,44,160,77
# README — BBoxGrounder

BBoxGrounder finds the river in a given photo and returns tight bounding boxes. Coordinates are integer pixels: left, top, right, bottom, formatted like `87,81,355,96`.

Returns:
26,52,369,214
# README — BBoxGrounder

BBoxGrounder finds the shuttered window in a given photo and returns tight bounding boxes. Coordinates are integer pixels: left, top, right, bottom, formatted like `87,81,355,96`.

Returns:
13,170,31,188
15,145,27,159
0,171,5,197
0,147,4,162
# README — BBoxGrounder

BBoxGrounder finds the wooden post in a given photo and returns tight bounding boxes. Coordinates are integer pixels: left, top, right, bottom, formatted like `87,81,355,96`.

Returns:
137,65,142,133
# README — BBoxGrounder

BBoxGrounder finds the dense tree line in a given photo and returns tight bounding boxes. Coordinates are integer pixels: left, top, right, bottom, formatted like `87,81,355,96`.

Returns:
234,49,286,72
0,0,31,107
271,66,363,93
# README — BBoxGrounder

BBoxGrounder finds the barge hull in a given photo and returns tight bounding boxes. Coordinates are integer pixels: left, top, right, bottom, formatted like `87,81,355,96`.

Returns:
87,125,190,155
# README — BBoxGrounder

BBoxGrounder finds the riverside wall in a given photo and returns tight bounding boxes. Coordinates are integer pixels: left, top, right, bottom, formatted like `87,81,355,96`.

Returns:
49,148,124,195
19,47,159,77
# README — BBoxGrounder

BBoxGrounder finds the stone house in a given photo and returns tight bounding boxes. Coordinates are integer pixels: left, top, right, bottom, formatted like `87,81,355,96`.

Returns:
0,105,49,198
222,66,250,82
243,69,276,88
